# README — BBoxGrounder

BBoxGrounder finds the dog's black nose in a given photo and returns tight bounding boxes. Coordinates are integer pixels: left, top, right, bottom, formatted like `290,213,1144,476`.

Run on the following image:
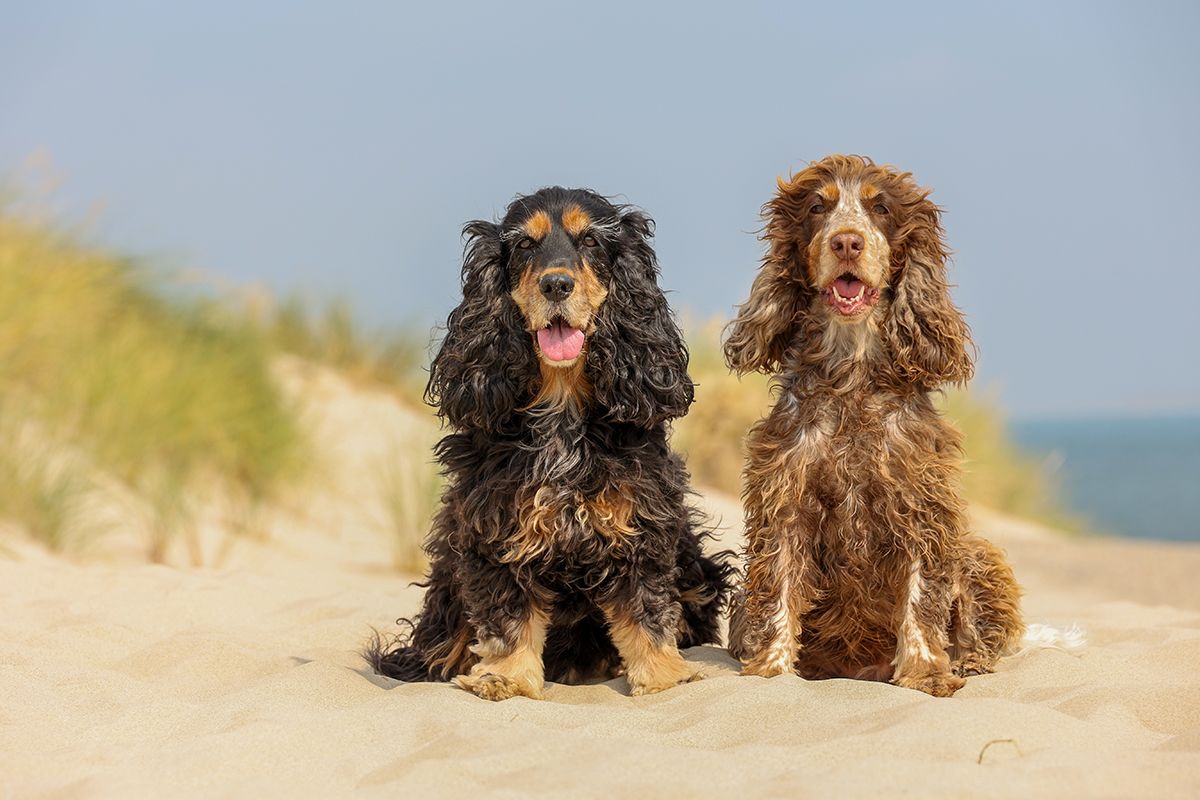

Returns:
538,272,575,301
831,232,865,260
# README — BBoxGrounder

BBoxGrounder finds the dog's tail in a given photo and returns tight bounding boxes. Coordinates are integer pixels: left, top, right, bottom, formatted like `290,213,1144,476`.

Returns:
363,624,437,682
362,570,475,682
1006,622,1088,657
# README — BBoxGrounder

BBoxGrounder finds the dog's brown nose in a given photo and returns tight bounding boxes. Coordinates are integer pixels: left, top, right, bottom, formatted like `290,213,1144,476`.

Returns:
539,272,575,301
831,232,865,260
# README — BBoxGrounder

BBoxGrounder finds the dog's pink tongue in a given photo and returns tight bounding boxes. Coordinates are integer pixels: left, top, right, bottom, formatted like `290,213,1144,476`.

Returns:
537,321,585,362
834,276,864,299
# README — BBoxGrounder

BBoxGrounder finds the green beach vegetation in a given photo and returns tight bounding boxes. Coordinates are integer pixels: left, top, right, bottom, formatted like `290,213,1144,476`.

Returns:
0,204,303,560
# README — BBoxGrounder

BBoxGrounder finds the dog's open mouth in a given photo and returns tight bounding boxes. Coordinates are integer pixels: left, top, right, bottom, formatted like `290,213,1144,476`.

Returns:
823,272,881,317
536,316,586,364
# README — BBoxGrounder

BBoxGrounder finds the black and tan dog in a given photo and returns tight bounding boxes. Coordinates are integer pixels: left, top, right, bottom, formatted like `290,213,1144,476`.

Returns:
368,187,731,700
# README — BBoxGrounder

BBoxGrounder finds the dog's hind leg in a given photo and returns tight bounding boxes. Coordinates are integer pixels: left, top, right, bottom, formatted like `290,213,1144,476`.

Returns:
950,535,1025,677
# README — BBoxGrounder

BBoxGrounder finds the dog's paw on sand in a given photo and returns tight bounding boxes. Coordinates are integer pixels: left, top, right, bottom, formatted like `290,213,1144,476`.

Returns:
739,661,793,679
952,655,995,678
453,672,543,701
894,672,967,697
627,664,702,697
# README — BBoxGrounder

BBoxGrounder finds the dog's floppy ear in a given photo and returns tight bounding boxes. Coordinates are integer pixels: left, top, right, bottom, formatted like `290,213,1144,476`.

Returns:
723,184,814,375
426,220,538,430
587,210,694,427
883,198,975,388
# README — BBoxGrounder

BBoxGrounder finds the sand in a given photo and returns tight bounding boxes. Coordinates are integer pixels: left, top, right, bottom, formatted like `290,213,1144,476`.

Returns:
3,365,1199,798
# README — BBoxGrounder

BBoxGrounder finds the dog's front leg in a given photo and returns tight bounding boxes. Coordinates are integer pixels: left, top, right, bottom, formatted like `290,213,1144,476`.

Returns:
892,556,966,697
733,533,807,678
452,553,549,701
601,576,696,696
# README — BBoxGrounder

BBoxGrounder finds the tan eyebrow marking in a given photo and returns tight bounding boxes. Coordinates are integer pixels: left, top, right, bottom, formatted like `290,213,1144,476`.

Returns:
523,210,552,241
562,205,591,237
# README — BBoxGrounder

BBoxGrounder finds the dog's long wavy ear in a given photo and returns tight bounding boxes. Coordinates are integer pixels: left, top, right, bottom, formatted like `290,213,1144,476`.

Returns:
587,210,693,427
723,181,814,375
884,198,975,388
426,221,537,430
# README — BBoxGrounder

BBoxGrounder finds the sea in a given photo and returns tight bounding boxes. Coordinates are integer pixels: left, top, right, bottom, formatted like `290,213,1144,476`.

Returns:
1012,415,1200,542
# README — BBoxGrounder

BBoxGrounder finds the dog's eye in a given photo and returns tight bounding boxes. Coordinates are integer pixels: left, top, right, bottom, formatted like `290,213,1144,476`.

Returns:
582,235,598,248
873,203,889,215
810,203,827,214
516,237,536,250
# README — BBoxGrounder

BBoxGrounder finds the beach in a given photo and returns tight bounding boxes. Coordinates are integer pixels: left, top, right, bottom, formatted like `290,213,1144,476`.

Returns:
3,366,1199,799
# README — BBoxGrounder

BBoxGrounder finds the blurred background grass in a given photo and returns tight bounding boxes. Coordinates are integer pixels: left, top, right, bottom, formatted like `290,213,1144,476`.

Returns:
264,296,430,405
0,202,303,560
0,200,1080,565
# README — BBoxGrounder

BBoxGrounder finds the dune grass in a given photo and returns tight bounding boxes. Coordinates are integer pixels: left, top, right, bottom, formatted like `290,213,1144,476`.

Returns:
373,443,442,574
265,296,430,405
0,206,304,559
673,319,773,496
938,389,1081,531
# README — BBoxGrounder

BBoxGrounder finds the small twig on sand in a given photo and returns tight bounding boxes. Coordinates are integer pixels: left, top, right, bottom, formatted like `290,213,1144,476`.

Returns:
977,738,1023,765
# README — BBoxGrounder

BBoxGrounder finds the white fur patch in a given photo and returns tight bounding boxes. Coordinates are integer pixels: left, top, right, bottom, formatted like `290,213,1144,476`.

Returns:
762,576,796,674
893,559,932,676
1013,623,1088,655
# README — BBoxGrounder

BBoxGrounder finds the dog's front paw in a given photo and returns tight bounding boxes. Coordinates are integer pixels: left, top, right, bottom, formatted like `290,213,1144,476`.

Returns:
740,660,793,679
894,672,966,697
624,666,700,695
739,647,797,679
627,659,699,696
453,672,543,701
952,654,994,678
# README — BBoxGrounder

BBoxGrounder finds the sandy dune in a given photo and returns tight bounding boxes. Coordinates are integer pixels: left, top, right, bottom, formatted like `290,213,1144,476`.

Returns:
3,366,1199,798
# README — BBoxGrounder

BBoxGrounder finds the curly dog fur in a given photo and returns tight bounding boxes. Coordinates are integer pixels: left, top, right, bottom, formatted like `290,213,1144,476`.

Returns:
724,155,1024,697
366,187,732,700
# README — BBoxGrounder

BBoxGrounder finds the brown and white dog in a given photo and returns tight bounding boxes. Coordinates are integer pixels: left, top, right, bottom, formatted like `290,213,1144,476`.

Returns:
723,155,1025,696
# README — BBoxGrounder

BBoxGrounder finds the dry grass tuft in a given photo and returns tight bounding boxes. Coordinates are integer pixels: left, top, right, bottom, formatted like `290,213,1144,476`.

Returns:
0,205,304,559
265,296,430,406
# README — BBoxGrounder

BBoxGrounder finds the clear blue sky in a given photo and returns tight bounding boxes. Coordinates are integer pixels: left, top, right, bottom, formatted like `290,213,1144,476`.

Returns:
3,1,1197,418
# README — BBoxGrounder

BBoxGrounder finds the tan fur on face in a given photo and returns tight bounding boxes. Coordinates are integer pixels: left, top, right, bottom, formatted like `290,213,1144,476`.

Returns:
453,606,549,701
562,205,591,237
510,261,608,333
523,210,552,241
804,176,891,292
510,260,608,371
603,606,695,696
